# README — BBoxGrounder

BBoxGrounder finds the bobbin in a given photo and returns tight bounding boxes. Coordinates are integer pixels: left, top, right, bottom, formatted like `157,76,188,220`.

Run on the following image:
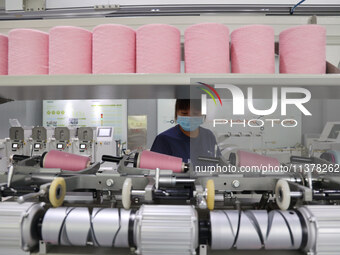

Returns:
229,150,280,169
102,152,189,172
41,150,91,171
134,151,189,173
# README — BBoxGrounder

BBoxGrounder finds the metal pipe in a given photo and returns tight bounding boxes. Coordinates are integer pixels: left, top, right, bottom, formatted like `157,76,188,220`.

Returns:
290,191,303,198
197,156,220,163
131,190,146,196
175,179,195,183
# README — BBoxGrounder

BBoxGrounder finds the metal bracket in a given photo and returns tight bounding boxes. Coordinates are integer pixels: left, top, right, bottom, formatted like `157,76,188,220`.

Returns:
309,15,318,24
199,244,207,255
94,4,120,10
289,182,313,202
39,240,47,254
144,179,154,202
24,0,45,11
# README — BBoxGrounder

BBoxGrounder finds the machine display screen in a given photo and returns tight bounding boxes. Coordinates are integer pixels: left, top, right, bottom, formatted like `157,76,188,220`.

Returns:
34,143,41,149
80,144,86,150
98,128,112,137
57,143,63,149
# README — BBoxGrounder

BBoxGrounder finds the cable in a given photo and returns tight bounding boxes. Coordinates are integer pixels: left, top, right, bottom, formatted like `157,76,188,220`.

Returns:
290,0,306,15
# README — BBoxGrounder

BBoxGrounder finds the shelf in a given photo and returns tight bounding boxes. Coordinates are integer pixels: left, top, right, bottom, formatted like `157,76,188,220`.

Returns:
0,73,339,100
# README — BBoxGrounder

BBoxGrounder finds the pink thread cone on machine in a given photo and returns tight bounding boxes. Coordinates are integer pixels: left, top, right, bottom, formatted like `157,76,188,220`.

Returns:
237,150,280,168
138,150,184,173
42,150,90,171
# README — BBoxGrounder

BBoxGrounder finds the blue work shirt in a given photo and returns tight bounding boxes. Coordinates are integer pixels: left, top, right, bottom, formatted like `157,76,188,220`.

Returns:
151,125,220,166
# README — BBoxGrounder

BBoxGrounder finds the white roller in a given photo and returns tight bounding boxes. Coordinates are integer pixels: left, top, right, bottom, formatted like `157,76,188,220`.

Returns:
275,179,291,210
122,178,132,210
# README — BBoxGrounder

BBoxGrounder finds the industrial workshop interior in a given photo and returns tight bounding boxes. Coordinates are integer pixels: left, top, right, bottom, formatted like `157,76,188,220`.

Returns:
1,0,340,254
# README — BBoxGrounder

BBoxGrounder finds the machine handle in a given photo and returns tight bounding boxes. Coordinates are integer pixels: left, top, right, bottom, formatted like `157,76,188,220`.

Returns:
290,156,314,164
101,155,123,163
11,155,30,162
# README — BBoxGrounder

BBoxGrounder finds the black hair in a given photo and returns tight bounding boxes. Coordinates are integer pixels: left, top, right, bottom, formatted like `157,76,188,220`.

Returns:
175,99,201,119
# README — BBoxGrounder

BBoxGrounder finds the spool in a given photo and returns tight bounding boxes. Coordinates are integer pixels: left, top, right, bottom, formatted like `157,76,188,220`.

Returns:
42,150,90,171
93,24,136,74
49,26,92,74
231,150,280,169
136,24,180,73
0,34,8,75
231,25,275,74
8,29,48,75
279,25,326,74
135,150,186,173
49,177,66,208
185,23,230,73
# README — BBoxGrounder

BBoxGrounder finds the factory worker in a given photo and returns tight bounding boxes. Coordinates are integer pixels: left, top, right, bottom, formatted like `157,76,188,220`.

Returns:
151,99,220,166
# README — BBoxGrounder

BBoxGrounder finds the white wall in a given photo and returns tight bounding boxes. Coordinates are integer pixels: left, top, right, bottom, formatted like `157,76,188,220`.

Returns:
128,99,157,149
327,45,340,67
301,99,340,138
0,100,42,138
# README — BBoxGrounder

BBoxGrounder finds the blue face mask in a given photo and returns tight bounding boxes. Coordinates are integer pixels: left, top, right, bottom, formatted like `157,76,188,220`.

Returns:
177,116,204,132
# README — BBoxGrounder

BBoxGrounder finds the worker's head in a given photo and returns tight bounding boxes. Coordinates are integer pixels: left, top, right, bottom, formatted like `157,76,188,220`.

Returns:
175,99,204,132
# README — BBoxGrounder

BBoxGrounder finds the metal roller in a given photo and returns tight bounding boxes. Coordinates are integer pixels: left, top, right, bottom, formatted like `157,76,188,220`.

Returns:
62,207,90,246
210,209,302,250
134,205,198,255
91,208,131,247
10,202,340,255
41,207,70,245
0,202,45,253
42,207,131,248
